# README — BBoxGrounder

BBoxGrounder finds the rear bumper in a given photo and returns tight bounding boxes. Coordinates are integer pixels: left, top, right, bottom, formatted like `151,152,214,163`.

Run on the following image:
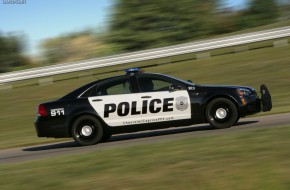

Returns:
34,116,69,138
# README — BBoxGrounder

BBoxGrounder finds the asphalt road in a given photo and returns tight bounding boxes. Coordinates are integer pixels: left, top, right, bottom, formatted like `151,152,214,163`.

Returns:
1,113,290,164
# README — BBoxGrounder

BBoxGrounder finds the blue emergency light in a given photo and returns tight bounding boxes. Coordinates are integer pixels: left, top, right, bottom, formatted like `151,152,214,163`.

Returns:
125,68,142,74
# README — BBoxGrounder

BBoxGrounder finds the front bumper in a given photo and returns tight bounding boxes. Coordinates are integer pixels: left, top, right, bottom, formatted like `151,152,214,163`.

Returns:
239,84,272,116
260,84,272,112
240,97,261,116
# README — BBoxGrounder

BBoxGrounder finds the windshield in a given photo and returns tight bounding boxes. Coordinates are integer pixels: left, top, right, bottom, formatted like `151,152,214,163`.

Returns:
159,74,195,85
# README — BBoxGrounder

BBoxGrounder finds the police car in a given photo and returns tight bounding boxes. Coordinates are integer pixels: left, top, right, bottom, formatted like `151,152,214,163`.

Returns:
35,68,272,146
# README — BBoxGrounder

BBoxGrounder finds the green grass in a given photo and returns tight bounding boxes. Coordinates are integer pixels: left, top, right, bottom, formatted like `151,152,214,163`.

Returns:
0,40,290,150
1,125,290,190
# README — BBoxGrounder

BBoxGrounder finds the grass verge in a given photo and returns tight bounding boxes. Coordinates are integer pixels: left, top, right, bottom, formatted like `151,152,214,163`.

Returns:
1,125,290,190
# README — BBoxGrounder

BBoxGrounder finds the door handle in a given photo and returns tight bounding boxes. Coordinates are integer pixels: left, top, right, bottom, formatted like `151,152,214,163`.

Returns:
92,99,103,102
141,96,152,99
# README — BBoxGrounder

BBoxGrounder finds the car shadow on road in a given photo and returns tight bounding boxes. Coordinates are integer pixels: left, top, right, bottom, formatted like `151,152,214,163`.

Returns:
235,120,258,126
108,120,258,142
23,141,79,151
23,120,258,152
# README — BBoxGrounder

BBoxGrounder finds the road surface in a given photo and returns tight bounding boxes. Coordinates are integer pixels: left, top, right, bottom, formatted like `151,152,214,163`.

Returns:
1,113,289,164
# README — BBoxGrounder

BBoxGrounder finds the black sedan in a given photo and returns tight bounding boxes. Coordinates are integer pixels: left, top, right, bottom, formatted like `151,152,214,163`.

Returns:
35,68,272,145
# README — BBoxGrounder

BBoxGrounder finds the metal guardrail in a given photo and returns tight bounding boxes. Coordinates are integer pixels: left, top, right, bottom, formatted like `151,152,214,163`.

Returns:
0,26,290,84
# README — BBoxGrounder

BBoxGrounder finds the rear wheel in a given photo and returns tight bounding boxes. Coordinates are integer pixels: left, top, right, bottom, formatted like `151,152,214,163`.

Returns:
72,115,103,146
206,98,239,129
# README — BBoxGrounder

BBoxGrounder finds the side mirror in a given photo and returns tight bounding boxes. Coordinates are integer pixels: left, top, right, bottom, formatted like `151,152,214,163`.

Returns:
187,80,193,83
169,84,182,92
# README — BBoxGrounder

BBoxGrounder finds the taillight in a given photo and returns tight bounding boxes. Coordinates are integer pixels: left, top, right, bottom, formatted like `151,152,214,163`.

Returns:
38,104,48,117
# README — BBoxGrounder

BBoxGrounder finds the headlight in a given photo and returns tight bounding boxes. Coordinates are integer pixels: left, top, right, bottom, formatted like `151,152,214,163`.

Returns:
237,88,252,96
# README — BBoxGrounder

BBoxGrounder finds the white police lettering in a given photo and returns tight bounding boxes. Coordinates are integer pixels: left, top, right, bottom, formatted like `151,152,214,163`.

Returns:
88,91,191,126
104,98,174,118
51,108,64,116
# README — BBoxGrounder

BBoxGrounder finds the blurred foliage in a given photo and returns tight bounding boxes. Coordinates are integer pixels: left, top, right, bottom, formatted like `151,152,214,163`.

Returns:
237,0,280,28
40,30,119,64
0,33,30,72
248,0,279,23
108,0,218,52
108,0,283,52
279,2,290,19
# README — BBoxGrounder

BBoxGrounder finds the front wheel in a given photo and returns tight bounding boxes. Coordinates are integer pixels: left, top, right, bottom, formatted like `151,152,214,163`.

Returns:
206,98,239,129
72,115,103,146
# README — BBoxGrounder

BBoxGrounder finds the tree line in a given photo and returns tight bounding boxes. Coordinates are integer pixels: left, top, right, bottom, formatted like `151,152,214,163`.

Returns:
0,0,289,72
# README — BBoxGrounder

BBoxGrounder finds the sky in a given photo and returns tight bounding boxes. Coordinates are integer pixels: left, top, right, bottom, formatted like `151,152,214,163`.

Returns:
0,0,246,56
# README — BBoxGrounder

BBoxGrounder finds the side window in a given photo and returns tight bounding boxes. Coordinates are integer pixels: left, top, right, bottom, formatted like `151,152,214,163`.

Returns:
92,78,131,96
138,76,182,92
153,80,173,91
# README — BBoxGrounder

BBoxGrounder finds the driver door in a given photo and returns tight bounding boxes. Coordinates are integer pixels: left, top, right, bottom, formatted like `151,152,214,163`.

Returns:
136,75,191,124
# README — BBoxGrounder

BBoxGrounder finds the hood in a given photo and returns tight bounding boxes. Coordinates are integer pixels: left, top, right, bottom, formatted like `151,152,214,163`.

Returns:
196,84,256,92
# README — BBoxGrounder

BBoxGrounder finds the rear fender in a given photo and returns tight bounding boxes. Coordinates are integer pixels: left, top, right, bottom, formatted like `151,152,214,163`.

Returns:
66,107,108,137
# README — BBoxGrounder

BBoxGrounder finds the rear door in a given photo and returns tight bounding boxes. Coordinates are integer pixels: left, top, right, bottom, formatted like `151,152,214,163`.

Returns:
88,76,141,126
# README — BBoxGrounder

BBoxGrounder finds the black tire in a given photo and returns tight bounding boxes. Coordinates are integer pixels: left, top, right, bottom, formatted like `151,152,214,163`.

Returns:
72,115,103,146
234,117,240,126
206,98,239,129
100,132,112,143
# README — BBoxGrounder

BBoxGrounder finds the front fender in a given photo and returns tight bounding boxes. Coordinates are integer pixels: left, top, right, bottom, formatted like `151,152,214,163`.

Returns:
202,91,243,114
